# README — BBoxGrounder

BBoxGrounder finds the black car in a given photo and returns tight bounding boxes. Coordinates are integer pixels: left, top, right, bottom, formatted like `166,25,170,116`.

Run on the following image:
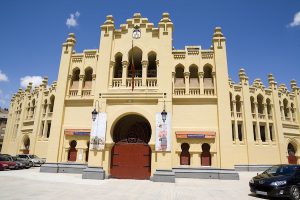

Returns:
249,165,300,200
12,156,31,169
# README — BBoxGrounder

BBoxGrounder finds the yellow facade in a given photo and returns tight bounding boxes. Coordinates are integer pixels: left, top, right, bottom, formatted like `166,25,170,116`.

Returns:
2,13,300,176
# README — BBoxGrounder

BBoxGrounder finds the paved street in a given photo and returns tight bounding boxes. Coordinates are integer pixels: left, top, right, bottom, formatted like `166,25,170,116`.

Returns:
0,168,275,200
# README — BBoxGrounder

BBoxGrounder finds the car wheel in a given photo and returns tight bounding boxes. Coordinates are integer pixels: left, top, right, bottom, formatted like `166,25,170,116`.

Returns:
290,185,300,200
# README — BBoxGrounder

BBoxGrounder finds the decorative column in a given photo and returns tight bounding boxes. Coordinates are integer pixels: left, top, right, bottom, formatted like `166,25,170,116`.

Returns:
264,104,270,142
66,75,72,96
121,61,128,87
212,72,216,95
78,74,84,96
198,72,204,95
255,102,261,141
184,72,190,95
92,74,96,95
289,107,293,122
109,61,114,88
280,105,285,121
172,72,175,94
141,60,148,87
233,100,238,142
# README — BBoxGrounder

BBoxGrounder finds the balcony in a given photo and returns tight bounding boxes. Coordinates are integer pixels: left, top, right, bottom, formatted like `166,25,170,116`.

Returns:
258,114,265,120
112,78,122,88
126,78,142,88
268,115,273,121
146,78,157,87
174,88,185,96
204,88,214,96
69,89,78,96
82,89,91,96
236,112,242,119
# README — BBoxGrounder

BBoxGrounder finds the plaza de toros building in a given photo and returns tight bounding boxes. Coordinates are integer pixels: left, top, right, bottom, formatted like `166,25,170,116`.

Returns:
2,13,300,182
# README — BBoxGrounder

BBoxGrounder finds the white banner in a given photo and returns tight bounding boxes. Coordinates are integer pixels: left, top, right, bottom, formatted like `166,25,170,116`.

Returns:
90,112,107,150
155,112,171,151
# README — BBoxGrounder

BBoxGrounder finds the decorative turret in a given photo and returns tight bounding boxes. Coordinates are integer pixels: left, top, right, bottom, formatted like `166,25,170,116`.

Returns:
66,33,76,46
25,82,33,93
158,12,173,35
42,77,48,88
268,74,277,88
253,78,265,90
239,68,249,84
212,27,226,49
291,80,299,92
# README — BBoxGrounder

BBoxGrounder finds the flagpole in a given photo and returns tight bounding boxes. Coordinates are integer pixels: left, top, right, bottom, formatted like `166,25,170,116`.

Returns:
131,39,135,91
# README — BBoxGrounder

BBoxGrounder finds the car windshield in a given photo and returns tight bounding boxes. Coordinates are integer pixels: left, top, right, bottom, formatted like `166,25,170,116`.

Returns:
12,157,17,161
0,156,10,161
29,155,39,159
264,166,298,176
18,155,27,158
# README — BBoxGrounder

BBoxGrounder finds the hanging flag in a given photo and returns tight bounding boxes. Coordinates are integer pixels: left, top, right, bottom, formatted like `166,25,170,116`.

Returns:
131,40,135,91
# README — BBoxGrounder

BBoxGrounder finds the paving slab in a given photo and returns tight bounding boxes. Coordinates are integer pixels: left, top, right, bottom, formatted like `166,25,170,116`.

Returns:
0,167,267,200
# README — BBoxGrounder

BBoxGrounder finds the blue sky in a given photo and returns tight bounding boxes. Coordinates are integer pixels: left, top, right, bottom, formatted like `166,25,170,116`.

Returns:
0,0,299,108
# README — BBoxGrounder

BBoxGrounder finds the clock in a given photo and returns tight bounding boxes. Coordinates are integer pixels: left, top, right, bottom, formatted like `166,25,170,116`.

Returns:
132,25,141,39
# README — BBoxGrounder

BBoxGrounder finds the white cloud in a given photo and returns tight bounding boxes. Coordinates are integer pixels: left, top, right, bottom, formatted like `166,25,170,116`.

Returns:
0,70,8,82
20,76,43,88
0,89,10,108
288,11,300,27
66,11,80,28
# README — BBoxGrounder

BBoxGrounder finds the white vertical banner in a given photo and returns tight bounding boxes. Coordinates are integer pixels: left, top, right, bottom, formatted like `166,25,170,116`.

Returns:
155,112,171,151
90,112,107,150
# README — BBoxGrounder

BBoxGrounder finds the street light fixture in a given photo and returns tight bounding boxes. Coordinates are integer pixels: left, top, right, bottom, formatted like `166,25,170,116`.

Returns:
91,100,100,121
161,100,167,123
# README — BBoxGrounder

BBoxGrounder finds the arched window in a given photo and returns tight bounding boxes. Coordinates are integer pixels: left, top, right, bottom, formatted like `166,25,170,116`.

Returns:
49,95,55,113
114,53,122,78
235,95,241,113
257,94,264,114
71,68,80,89
83,67,93,89
68,140,77,162
201,143,211,166
189,65,199,87
180,143,190,165
128,47,142,77
175,64,184,87
250,96,255,114
23,136,30,154
266,98,272,117
230,93,233,112
203,64,213,89
288,143,297,164
43,99,47,114
147,51,157,77
31,99,36,117
86,142,90,162
283,99,289,119
291,103,296,121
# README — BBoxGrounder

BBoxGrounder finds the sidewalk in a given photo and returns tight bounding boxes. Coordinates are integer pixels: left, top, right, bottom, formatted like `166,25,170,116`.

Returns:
0,167,262,200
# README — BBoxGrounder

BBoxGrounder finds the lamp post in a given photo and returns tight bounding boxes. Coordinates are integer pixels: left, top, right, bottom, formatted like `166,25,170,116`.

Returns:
91,100,100,121
161,100,167,123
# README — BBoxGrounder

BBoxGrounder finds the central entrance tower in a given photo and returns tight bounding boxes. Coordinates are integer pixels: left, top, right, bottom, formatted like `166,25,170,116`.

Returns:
110,114,152,179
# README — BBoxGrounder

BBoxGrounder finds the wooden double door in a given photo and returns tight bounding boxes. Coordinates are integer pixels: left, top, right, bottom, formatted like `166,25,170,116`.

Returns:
110,143,151,179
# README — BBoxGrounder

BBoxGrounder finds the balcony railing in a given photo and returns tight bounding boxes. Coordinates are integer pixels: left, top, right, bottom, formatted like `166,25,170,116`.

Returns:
126,78,142,88
146,78,157,87
69,89,78,96
258,114,265,120
189,88,200,95
174,88,185,96
268,115,273,120
112,78,122,87
82,89,91,96
236,112,242,119
204,88,214,96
